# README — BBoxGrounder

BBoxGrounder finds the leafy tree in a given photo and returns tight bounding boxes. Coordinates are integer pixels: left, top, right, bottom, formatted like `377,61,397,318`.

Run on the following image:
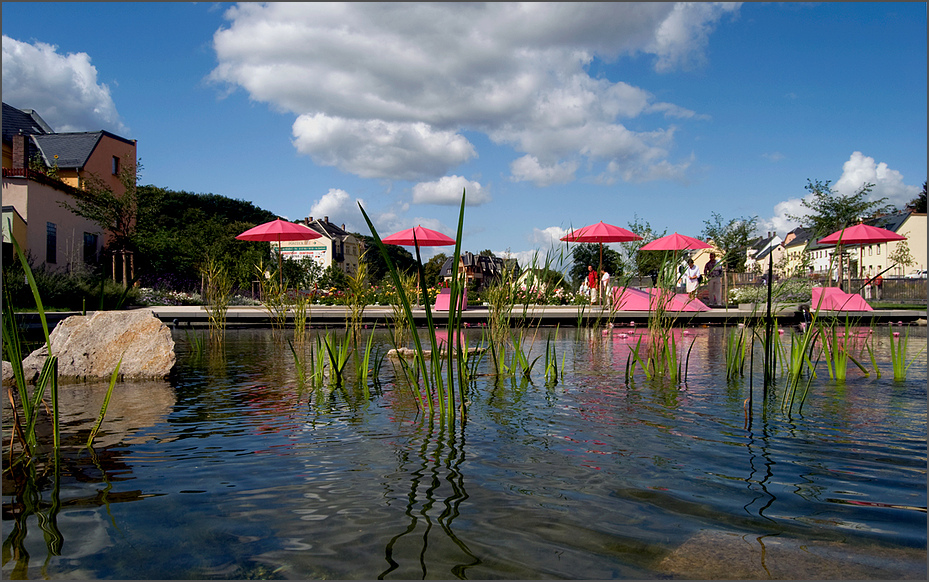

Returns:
887,239,916,272
701,212,758,273
906,181,927,213
568,243,622,288
786,179,894,237
423,253,449,287
318,265,349,290
358,234,416,283
478,249,495,257
59,154,151,253
621,215,666,278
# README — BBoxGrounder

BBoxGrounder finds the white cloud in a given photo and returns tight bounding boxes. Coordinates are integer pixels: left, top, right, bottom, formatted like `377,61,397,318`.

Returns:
1,35,127,134
292,114,475,180
834,151,920,208
759,152,921,236
510,155,578,186
309,188,362,228
211,3,737,185
530,226,570,247
412,176,489,206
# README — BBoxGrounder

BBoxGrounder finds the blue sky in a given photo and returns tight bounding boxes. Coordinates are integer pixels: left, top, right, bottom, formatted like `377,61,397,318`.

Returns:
3,3,926,266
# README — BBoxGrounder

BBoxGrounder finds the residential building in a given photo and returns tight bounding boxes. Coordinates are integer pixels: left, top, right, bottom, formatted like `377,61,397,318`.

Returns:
440,252,516,291
281,216,365,277
857,212,927,278
2,102,137,276
744,232,784,274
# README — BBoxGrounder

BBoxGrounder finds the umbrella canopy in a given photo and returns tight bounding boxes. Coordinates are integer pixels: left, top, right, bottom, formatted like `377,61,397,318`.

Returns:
812,287,873,312
382,225,456,247
235,218,322,243
817,223,906,246
639,232,712,251
236,219,322,286
560,221,641,244
611,287,710,312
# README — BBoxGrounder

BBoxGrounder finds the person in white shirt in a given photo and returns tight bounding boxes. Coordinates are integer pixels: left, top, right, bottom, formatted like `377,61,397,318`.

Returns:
600,269,611,305
684,258,701,299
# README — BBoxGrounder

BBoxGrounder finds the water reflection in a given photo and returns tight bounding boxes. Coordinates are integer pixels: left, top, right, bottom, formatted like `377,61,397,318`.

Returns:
380,417,479,579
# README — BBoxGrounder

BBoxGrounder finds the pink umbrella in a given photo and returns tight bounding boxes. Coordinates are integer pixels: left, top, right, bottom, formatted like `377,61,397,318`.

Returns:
818,223,906,290
561,222,641,304
381,225,456,248
236,218,322,285
639,232,712,251
812,287,873,312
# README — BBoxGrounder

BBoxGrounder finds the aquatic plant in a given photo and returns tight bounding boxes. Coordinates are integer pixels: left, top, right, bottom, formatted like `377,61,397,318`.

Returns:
2,231,60,459
85,359,122,448
201,256,232,343
889,325,926,381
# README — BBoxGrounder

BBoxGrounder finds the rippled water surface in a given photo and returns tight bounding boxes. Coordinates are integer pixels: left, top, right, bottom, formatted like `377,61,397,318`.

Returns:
3,325,926,579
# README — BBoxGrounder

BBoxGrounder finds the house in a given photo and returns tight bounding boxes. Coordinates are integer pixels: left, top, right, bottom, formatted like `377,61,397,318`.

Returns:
2,102,137,277
744,231,784,274
439,252,516,291
280,215,365,277
858,212,927,278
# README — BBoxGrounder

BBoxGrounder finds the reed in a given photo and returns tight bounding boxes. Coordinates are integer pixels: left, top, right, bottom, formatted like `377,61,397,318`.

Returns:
201,257,232,343
322,332,352,388
889,325,925,381
85,359,122,448
358,189,468,421
345,252,370,338
255,261,289,335
2,231,60,459
290,290,311,346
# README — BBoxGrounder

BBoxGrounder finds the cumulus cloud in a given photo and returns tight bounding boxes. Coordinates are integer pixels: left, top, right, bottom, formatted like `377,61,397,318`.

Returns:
210,3,738,184
530,226,570,248
309,188,360,226
412,175,489,206
759,152,921,236
833,151,920,208
1,35,127,134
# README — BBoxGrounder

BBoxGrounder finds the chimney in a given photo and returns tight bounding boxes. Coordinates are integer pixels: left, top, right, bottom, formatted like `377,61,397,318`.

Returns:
12,132,27,169
341,223,346,230
324,216,329,224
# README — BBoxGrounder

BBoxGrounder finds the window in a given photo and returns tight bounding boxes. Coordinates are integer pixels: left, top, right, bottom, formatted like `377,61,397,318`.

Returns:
876,246,880,255
112,156,120,175
46,222,57,264
83,232,98,264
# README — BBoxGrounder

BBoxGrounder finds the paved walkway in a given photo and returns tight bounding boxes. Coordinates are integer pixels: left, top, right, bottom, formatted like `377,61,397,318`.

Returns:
144,303,926,329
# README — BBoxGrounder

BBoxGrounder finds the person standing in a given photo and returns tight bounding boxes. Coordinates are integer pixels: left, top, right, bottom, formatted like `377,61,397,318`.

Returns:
600,268,611,306
862,267,872,300
874,270,883,301
587,265,598,304
684,258,701,299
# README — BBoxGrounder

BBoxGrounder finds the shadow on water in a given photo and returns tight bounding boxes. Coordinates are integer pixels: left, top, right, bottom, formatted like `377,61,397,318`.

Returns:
380,416,479,580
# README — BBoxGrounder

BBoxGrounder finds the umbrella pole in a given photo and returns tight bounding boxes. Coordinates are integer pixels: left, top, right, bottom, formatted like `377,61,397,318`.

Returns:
278,240,283,288
598,242,603,306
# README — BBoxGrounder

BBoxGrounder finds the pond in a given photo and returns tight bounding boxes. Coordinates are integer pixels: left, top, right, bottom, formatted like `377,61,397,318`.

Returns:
3,324,926,579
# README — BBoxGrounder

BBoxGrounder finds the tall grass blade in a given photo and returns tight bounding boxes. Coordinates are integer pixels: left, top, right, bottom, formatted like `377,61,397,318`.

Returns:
86,359,122,448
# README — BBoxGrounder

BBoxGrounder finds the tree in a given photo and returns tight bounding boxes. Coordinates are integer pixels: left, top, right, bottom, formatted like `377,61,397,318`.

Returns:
786,179,894,237
621,215,666,278
906,181,927,213
358,234,416,283
701,212,758,273
60,155,149,253
568,243,622,288
423,253,449,287
887,239,916,272
478,249,495,258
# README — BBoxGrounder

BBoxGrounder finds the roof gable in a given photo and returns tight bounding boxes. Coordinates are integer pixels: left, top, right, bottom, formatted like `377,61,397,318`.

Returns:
2,102,54,143
32,132,104,169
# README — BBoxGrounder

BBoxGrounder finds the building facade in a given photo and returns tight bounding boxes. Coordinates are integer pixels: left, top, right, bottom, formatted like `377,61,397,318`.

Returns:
280,216,365,277
2,102,137,275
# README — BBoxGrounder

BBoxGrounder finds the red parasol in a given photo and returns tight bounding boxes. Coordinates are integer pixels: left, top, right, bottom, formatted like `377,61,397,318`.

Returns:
381,225,456,248
560,222,641,304
818,223,906,290
236,218,322,285
639,232,711,251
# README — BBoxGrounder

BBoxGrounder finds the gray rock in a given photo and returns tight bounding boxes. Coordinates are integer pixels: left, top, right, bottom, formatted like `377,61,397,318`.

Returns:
21,309,175,383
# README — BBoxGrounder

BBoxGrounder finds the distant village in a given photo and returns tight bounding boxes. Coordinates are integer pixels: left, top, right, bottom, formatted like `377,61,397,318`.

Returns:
4,101,926,298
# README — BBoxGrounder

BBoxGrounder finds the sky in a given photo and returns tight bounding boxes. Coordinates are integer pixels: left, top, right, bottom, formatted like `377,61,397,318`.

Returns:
3,2,926,267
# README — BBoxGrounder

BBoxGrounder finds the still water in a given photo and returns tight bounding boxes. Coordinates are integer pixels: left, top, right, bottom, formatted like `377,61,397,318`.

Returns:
3,325,926,579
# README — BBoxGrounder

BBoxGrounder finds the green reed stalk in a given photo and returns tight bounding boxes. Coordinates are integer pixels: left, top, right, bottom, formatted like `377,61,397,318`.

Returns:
889,326,926,381
2,229,60,458
202,257,232,343
291,290,311,346
322,332,352,387
345,252,370,338
255,261,289,335
86,359,122,448
288,339,306,384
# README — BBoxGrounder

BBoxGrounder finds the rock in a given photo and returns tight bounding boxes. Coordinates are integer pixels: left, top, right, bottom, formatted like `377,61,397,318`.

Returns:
2,360,13,386
21,309,175,383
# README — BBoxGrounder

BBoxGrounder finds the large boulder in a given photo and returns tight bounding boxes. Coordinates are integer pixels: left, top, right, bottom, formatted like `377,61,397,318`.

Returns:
20,309,175,383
